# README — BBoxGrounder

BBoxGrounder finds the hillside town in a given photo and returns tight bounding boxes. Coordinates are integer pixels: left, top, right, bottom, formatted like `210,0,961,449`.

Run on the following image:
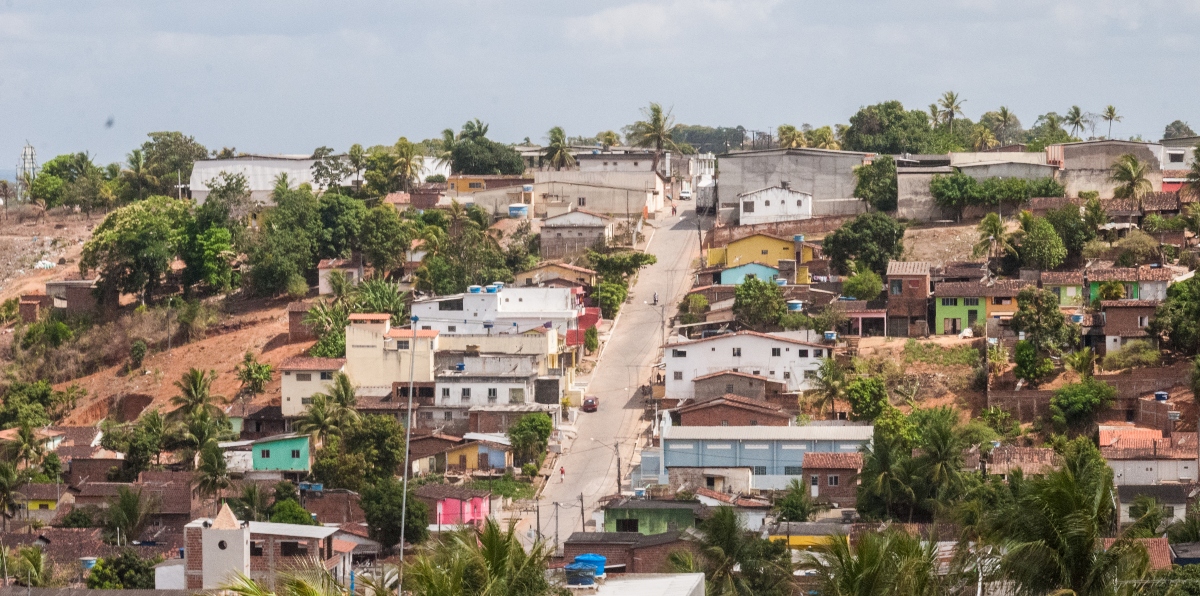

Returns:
2,11,1200,595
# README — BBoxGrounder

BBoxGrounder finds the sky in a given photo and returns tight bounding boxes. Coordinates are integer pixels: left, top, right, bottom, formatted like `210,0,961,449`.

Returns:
1,0,1199,170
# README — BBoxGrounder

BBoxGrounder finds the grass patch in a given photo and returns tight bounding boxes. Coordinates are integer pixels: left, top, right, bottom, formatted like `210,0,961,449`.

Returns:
902,339,980,367
464,475,536,500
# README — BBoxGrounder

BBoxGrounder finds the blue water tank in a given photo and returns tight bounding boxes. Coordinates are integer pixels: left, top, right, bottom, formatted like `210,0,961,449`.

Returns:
485,285,498,293
794,234,805,242
775,278,787,286
455,363,466,372
80,557,98,570
786,300,803,311
493,281,505,289
468,285,483,293
1155,391,1169,401
573,553,607,578
508,204,529,218
564,563,596,586
824,331,838,342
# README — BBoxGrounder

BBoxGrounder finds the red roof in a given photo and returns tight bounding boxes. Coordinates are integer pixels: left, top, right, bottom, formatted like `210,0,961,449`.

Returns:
280,357,346,371
693,487,772,508
677,394,790,418
802,452,863,470
349,313,391,321
1099,426,1162,447
318,258,359,269
1103,537,1172,570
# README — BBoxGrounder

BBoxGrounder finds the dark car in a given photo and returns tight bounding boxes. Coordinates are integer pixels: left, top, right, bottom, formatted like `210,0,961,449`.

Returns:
582,396,599,412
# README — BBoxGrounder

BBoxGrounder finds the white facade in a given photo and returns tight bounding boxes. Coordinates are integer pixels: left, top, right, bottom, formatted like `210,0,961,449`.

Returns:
1109,458,1197,485
280,361,343,417
191,155,353,207
664,331,828,399
1140,280,1168,301
411,286,581,336
533,170,666,217
737,186,814,226
434,353,539,407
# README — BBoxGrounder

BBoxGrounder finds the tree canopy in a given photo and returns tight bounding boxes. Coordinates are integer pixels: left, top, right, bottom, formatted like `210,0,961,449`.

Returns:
822,212,905,275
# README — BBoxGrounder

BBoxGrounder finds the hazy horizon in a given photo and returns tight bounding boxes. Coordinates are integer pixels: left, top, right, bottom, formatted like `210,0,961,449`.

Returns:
2,0,1198,169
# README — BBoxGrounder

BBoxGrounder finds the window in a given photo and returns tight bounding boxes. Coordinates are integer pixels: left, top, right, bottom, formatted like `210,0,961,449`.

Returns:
38,503,48,510
993,297,1012,305
509,388,524,402
301,397,313,405
1138,316,1149,327
672,349,687,357
811,475,819,486
442,388,450,398
720,420,729,426
813,349,823,357
725,383,734,392
461,388,471,399
444,411,453,420
890,280,903,295
291,449,300,458
280,541,308,557
615,519,639,532
320,372,333,380
261,450,270,458
487,388,498,402
421,412,434,419
764,200,771,206
783,371,791,380
760,249,768,255
941,298,957,306
397,340,410,350
1170,152,1185,163
742,201,755,213
468,182,483,189
963,297,979,306
784,466,803,475
804,370,817,380
828,475,840,486
438,299,464,311
732,348,742,357
578,197,587,207
250,542,264,557
753,466,767,475
752,370,760,375
771,347,781,356
447,325,457,332
296,373,312,382
673,371,683,381
796,200,803,207
750,420,758,426
797,349,809,357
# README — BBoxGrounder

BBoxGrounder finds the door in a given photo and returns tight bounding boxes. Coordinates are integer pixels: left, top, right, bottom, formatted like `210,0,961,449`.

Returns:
458,454,467,469
810,475,819,498
478,453,489,470
967,310,978,327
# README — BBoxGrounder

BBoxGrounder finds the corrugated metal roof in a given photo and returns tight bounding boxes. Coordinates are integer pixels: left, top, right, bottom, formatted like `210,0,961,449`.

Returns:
887,261,932,276
663,424,872,442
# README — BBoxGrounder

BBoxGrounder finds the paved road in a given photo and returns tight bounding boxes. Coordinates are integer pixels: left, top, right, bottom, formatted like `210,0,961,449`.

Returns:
515,210,701,549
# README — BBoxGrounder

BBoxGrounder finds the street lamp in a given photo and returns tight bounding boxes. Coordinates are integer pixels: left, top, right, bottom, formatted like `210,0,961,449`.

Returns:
592,438,621,497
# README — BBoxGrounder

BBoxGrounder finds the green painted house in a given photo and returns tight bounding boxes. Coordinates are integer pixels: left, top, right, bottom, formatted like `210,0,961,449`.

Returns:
1040,271,1085,307
252,434,313,477
932,280,1031,334
1087,268,1141,301
602,498,708,535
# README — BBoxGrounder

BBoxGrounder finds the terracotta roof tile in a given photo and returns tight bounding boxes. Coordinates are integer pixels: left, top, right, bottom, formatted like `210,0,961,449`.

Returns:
1041,271,1084,285
1087,268,1140,282
692,370,775,382
677,394,790,418
280,357,346,371
1099,426,1162,447
934,280,1032,297
1138,265,1175,281
1142,192,1181,212
802,452,863,470
988,446,1061,476
1103,537,1172,570
1100,300,1161,308
348,313,391,321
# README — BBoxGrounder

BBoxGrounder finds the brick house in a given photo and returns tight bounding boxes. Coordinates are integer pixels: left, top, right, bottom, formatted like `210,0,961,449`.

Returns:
885,261,932,337
801,452,862,507
468,404,560,434
1099,300,1160,355
674,394,792,427
691,370,797,413
287,301,314,342
229,404,287,441
562,530,700,574
301,489,366,525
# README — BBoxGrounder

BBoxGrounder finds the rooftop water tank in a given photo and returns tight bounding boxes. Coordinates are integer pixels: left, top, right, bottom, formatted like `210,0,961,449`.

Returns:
824,331,838,342
508,204,529,218
468,285,483,293
523,185,533,192
794,234,805,242
1155,391,1169,401
775,278,787,286
564,563,596,586
786,300,804,311
455,363,466,372
485,285,498,293
1071,314,1084,323
493,281,505,289
80,557,97,570
573,553,607,578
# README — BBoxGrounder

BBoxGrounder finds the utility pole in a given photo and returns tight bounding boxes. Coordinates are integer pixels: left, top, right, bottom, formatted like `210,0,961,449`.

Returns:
398,316,420,572
580,493,585,532
536,501,541,541
554,502,560,553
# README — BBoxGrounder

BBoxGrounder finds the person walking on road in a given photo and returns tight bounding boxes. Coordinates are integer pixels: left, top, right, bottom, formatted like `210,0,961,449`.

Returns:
560,466,566,483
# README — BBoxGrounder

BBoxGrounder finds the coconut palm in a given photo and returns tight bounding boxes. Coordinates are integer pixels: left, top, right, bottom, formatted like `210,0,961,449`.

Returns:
460,118,490,141
170,368,222,420
1065,105,1089,138
402,518,556,596
120,149,158,202
320,372,357,409
196,442,232,513
178,408,235,467
542,127,576,171
995,106,1018,144
294,394,356,443
0,461,25,532
1101,105,1122,138
597,130,621,151
928,104,942,127
859,432,918,522
973,212,1015,258
1084,195,1109,232
938,91,965,133
355,278,407,324
9,422,45,469
684,506,792,595
1183,145,1200,203
347,144,366,189
805,528,941,596
808,126,841,150
235,352,273,411
1109,153,1152,204
1064,348,1096,378
107,486,160,544
221,559,345,596
1169,501,1200,544
777,124,807,149
12,545,62,587
626,102,679,174
392,137,425,192
811,357,847,417
969,125,998,151
229,482,272,522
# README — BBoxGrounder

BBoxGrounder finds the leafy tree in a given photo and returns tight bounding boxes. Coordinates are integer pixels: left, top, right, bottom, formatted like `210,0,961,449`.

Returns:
316,192,367,259
29,172,66,207
1149,275,1200,354
1011,287,1075,355
80,195,190,303
1114,229,1159,267
1045,204,1095,260
625,103,678,173
823,212,905,275
246,181,322,296
311,439,369,492
61,507,95,528
129,339,147,369
309,146,352,191
1019,216,1067,270
140,131,208,195
360,205,412,276
732,276,785,330
361,477,429,549
1101,339,1160,371
86,549,161,589
584,327,599,353
843,100,933,154
1164,120,1197,139
593,279,628,319
270,499,317,525
1109,153,1152,203
447,122,524,175
507,413,553,465
678,293,709,325
344,414,406,483
843,269,882,301
846,377,890,421
853,156,898,212
1013,340,1053,387
587,250,657,280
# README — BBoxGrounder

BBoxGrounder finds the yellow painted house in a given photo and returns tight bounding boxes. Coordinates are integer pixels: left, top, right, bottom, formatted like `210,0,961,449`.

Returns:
17,483,64,517
707,233,794,268
767,523,852,550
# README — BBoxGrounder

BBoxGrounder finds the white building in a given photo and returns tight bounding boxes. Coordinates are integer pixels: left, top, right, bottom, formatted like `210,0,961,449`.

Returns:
344,316,439,387
737,184,814,226
425,353,541,426
664,331,830,399
411,285,582,336
190,155,352,207
279,357,345,417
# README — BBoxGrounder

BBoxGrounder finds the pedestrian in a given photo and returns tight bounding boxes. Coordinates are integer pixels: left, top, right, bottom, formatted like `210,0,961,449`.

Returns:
560,466,566,483
672,204,677,216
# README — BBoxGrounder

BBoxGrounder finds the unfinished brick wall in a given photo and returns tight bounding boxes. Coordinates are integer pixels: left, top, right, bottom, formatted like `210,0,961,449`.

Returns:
678,403,790,427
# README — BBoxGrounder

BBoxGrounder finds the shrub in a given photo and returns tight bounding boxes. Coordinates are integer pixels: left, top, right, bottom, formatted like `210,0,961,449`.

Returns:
843,269,883,301
1115,230,1159,267
593,279,628,319
584,326,599,353
60,507,95,528
285,274,309,300
1014,340,1053,386
522,462,538,479
129,340,147,369
1101,340,1160,371
846,377,890,421
1051,377,1116,430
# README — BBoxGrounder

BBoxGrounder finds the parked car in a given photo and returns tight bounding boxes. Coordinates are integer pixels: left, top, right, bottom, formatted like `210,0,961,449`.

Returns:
679,189,692,200
582,396,599,412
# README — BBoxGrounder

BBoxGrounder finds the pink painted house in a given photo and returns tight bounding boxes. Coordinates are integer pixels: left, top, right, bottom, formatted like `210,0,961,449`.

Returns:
414,484,497,530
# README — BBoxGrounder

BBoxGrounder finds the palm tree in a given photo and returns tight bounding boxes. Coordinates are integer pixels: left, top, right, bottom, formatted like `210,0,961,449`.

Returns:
1183,145,1200,203
120,149,158,202
938,91,965,133
859,432,917,521
403,518,556,596
1084,195,1109,232
435,129,457,170
12,545,61,587
973,212,1015,258
9,422,45,469
1065,105,1088,138
221,560,345,596
170,368,222,420
1064,347,1096,378
231,483,272,522
805,528,941,596
995,106,1018,144
179,408,235,466
928,104,942,127
392,137,425,192
460,118,490,141
320,372,357,409
1109,153,1152,205
542,127,576,170
294,394,354,443
626,102,679,174
235,352,273,415
196,442,232,513
107,486,160,544
1169,501,1200,544
0,461,26,532
347,143,366,189
597,130,621,151
1101,105,1122,138
969,125,998,151
776,124,807,149
913,408,965,508
811,357,847,417
682,506,792,595
808,126,841,150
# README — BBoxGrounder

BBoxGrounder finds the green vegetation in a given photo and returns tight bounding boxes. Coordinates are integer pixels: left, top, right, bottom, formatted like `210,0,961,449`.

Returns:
1050,377,1116,431
822,212,905,275
86,549,161,589
361,476,429,549
902,339,980,367
732,276,785,330
507,413,553,466
843,268,883,301
1150,275,1200,354
1101,340,1160,370
930,170,1064,218
464,475,536,500
853,155,898,212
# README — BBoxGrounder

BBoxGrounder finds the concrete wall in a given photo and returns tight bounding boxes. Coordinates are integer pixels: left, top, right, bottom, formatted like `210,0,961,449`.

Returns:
1161,137,1199,169
281,369,338,416
718,150,867,216
533,171,665,216
1110,459,1197,485
668,467,754,494
949,152,1049,166
959,161,1059,180
1060,142,1164,198
896,169,953,221
344,325,437,387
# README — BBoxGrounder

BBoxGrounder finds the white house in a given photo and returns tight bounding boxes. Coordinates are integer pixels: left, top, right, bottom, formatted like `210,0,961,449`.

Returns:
410,285,582,336
317,258,364,295
664,331,829,399
737,184,814,226
343,315,439,387
426,353,541,426
279,357,345,417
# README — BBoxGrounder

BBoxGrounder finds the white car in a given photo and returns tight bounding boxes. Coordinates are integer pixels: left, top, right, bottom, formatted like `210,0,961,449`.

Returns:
679,189,693,200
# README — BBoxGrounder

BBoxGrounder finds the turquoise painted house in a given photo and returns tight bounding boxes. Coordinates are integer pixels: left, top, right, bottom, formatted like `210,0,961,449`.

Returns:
708,262,779,286
252,434,313,478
